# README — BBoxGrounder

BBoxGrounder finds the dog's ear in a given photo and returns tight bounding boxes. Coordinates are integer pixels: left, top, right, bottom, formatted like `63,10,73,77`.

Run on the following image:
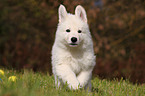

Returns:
75,5,87,23
58,4,67,23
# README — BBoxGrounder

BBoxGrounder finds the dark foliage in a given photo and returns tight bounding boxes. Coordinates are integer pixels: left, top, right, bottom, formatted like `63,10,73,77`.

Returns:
0,0,145,83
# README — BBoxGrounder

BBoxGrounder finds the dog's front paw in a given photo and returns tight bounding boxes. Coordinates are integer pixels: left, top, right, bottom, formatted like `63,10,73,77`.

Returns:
68,81,80,90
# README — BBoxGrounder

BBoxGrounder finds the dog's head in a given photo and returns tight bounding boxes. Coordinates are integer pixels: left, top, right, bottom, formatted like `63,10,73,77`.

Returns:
56,5,90,47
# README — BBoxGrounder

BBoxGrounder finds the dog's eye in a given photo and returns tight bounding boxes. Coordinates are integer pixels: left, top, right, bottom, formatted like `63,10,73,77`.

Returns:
78,30,82,33
66,29,70,32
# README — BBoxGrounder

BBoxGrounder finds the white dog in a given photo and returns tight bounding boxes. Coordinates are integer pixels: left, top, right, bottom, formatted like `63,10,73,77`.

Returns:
51,4,96,91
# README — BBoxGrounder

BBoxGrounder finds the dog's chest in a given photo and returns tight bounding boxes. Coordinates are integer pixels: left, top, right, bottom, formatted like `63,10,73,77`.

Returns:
68,54,85,74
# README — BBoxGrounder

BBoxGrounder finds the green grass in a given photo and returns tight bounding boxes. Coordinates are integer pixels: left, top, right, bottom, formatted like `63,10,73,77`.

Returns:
0,69,144,96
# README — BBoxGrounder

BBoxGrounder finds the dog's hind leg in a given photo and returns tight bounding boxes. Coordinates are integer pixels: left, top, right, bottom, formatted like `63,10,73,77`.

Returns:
84,80,92,92
54,75,61,89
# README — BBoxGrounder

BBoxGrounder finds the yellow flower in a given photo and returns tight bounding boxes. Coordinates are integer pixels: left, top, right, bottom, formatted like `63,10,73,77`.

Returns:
0,69,4,75
8,76,17,82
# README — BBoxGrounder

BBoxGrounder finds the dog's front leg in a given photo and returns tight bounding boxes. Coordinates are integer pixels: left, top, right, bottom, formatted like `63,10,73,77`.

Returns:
77,69,92,91
56,64,80,90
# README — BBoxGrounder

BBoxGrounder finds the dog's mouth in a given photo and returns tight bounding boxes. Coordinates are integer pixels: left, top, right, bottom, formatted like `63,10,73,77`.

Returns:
69,43,78,45
69,43,78,47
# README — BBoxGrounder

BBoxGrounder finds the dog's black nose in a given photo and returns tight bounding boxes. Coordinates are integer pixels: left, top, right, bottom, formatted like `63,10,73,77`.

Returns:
71,37,77,43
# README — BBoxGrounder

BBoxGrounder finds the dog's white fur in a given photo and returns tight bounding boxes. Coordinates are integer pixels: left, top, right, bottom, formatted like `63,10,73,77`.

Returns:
51,5,96,91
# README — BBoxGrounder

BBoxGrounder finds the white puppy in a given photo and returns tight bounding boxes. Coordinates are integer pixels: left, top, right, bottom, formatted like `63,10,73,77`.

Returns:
51,4,96,91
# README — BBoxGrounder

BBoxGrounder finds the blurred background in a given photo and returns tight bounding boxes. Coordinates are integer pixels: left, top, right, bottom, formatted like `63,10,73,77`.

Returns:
0,0,145,84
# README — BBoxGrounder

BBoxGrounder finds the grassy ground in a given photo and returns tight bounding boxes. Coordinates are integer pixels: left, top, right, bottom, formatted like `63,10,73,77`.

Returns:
0,69,144,96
